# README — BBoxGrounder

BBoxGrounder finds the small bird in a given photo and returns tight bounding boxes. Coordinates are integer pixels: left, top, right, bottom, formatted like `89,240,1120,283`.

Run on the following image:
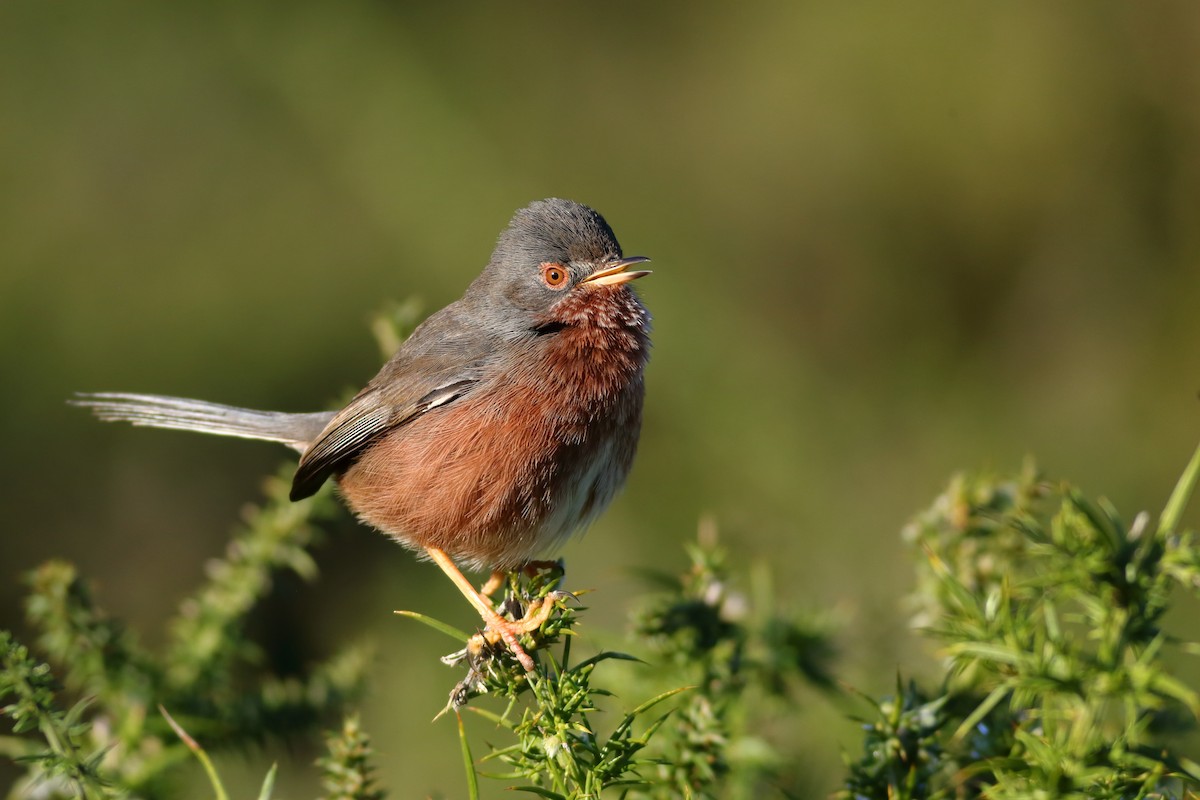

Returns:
75,198,651,671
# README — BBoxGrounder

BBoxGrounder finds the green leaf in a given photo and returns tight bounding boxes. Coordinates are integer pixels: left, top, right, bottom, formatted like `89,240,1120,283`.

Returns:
625,685,693,719
1069,490,1123,553
952,682,1011,742
570,651,645,672
160,705,228,800
461,705,515,730
1148,672,1200,715
1160,440,1200,536
393,610,473,642
944,641,1022,666
456,711,480,800
509,786,568,799
256,763,277,800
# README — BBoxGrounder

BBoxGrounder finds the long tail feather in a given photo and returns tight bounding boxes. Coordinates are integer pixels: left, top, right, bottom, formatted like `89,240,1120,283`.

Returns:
72,392,333,453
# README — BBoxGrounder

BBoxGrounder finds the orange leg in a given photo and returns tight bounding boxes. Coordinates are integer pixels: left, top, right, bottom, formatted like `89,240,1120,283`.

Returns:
425,547,537,671
479,570,506,598
515,595,557,631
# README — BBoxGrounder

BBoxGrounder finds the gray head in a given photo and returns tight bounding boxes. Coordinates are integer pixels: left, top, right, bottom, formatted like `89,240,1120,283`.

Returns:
465,199,649,318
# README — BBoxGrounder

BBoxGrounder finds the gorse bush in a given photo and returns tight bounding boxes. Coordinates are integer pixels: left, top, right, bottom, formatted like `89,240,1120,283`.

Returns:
4,423,1199,797
0,471,374,800
842,449,1200,799
398,519,832,799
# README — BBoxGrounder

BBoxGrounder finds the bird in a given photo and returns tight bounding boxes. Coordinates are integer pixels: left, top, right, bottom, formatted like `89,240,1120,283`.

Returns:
74,198,651,671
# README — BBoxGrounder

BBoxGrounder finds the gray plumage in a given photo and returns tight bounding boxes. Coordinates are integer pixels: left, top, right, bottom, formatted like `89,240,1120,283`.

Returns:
71,393,333,453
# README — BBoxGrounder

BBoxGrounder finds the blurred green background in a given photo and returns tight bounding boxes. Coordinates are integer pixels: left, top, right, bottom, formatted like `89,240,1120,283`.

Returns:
3,2,1200,796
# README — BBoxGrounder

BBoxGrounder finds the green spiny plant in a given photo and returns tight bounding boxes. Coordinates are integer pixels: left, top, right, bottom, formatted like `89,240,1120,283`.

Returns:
2,469,372,798
394,521,836,799
840,443,1200,799
0,631,118,799
318,714,387,800
625,519,835,799
401,564,693,799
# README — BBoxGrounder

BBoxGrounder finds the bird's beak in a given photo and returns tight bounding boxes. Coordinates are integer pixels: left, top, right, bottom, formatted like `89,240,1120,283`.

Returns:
581,256,652,287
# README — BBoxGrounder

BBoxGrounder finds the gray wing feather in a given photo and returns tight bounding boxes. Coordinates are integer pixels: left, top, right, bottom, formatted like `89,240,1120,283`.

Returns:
288,301,499,500
288,375,479,501
289,395,395,500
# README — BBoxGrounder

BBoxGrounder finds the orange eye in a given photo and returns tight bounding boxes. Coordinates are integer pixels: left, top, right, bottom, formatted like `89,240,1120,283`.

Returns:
541,263,568,289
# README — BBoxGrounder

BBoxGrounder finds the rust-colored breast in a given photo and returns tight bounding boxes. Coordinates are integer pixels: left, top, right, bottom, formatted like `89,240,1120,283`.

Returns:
337,290,649,571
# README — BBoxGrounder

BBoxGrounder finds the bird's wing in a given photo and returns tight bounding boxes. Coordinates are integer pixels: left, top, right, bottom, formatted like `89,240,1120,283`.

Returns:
289,374,478,501
289,305,501,501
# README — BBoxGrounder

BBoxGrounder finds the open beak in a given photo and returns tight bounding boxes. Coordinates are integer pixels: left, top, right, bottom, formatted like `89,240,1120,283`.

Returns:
581,256,652,287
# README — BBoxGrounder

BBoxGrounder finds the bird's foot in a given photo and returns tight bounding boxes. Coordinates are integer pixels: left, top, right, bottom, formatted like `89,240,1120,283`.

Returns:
423,547,574,708
478,592,568,671
472,560,567,671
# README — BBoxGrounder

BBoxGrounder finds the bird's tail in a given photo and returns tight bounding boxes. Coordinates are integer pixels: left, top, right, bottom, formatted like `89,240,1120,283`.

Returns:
72,393,334,453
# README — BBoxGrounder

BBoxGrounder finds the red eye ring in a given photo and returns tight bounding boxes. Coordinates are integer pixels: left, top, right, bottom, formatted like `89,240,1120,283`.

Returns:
541,263,568,289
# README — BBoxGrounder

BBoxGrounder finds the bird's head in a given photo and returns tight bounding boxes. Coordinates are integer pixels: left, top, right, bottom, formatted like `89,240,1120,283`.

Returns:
471,198,650,331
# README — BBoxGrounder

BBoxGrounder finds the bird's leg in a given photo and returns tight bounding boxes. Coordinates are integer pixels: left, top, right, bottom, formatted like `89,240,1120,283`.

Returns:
478,570,507,598
425,547,537,672
512,594,557,631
